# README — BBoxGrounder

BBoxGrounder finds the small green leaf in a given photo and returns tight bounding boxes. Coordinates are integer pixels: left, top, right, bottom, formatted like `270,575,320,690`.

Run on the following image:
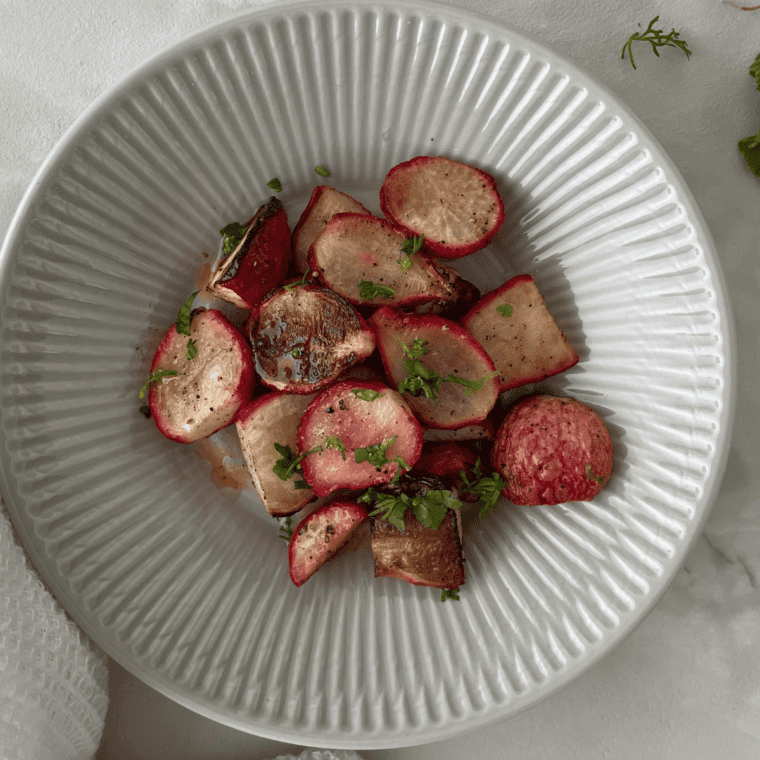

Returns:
272,442,321,482
496,303,513,318
459,459,506,517
219,221,247,255
176,291,199,336
351,388,383,402
267,178,283,192
359,280,396,301
314,165,330,177
621,16,691,71
283,272,310,290
324,436,348,460
399,235,424,272
354,436,397,468
443,369,499,394
138,369,179,399
291,346,304,358
278,515,294,541
186,339,197,360
441,587,460,602
586,464,605,485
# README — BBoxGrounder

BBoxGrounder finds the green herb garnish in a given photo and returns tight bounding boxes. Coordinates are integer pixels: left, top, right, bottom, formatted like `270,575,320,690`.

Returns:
219,222,247,255
359,484,462,532
354,436,398,468
739,52,760,177
359,280,396,300
350,388,383,402
586,464,605,485
267,178,282,192
496,303,513,318
279,515,294,541
399,234,424,272
283,272,310,290
441,587,460,602
272,442,321,486
176,291,199,336
186,339,197,360
291,346,304,358
460,458,506,517
443,370,499,394
324,436,348,460
138,369,179,399
622,16,691,70
314,165,330,177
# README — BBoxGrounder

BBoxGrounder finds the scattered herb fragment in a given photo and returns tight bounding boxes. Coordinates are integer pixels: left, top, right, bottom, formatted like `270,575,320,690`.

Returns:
272,442,321,485
324,436,348,460
460,458,506,517
291,346,304,358
175,291,199,336
399,234,424,272
621,16,691,70
441,587,460,602
138,369,179,399
359,484,462,532
186,338,197,360
314,165,330,177
496,303,513,318
219,222,247,255
279,515,294,541
351,388,383,402
283,272,310,290
355,436,398,468
739,52,760,177
443,370,498,394
586,464,605,485
267,178,283,192
359,280,396,300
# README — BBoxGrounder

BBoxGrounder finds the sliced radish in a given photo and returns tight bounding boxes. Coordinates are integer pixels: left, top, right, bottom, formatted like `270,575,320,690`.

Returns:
297,380,423,497
423,421,494,442
369,307,499,429
288,500,368,586
236,392,315,516
292,185,371,273
379,156,505,259
208,197,292,310
414,442,478,482
248,282,375,394
308,212,459,308
491,394,613,506
148,308,254,443
461,273,579,392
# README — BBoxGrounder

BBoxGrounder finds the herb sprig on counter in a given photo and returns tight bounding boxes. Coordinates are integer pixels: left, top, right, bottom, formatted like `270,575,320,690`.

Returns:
622,16,691,70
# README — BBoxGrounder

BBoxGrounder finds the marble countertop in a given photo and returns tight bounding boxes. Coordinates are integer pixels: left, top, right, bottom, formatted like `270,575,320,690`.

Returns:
2,0,759,758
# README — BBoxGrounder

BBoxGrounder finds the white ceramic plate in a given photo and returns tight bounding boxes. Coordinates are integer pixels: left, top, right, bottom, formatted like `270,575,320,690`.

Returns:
0,0,734,748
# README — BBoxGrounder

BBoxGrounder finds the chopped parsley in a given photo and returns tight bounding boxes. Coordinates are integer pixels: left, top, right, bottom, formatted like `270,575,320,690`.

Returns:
219,222,247,255
324,436,348,460
739,52,760,177
291,346,304,358
359,484,462,532
175,291,199,336
586,464,605,485
314,165,330,177
350,388,383,402
459,459,506,517
399,234,424,272
272,442,320,487
354,436,399,468
138,369,179,399
186,339,197,360
283,272,310,290
279,515,294,541
621,16,691,70
496,302,513,318
267,178,283,192
441,587,460,602
359,280,396,301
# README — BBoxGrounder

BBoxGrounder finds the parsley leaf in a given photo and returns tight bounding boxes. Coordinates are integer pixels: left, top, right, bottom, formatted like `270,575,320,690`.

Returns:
622,16,691,70
354,436,397,468
283,272,310,291
219,222,247,255
360,490,410,531
399,234,424,272
314,165,330,177
324,436,348,460
138,369,179,399
272,442,321,485
496,303,513,318
175,291,199,336
441,587,460,602
350,388,383,402
359,280,396,301
459,458,506,517
267,178,282,192
739,53,760,177
186,339,197,360
443,370,498,394
279,515,294,541
359,484,462,532
586,464,605,485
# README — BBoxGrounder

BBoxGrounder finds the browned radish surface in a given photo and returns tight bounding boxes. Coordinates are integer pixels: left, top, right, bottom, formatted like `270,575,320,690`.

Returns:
297,380,423,497
369,307,499,429
149,308,254,443
249,283,375,394
491,394,613,506
236,392,315,516
292,185,370,273
208,197,292,310
413,442,478,482
462,274,579,392
379,156,505,259
423,421,494,442
308,212,458,308
288,500,368,586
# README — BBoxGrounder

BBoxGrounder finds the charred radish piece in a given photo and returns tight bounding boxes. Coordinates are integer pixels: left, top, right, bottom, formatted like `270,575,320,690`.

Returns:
462,274,578,392
380,156,505,259
148,308,254,443
236,393,315,516
364,473,465,589
249,282,375,394
209,197,292,310
292,185,371,273
297,380,423,497
492,394,613,506
308,212,459,308
369,307,499,429
288,500,368,586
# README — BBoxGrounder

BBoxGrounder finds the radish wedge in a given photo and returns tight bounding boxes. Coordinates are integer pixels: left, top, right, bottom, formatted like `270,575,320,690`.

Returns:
289,500,368,586
369,307,499,429
236,393,315,516
209,197,292,310
249,282,375,394
292,185,370,273
491,394,613,506
308,212,459,308
148,308,255,443
462,274,579,392
297,380,423,497
380,156,505,259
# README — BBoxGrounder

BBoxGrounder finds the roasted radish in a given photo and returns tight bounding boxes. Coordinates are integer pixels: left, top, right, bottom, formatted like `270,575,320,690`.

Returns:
248,282,375,394
308,212,459,308
147,308,255,443
292,185,371,273
380,156,505,259
369,307,499,429
297,380,423,497
423,420,494,442
491,394,613,506
208,197,292,310
461,274,579,392
236,393,315,516
288,500,368,586
414,442,478,482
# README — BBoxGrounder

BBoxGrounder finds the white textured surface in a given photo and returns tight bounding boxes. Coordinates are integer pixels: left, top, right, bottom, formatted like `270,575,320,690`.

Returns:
0,0,758,759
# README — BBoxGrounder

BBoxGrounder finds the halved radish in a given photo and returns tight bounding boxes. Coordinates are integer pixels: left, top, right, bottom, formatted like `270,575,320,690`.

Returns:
379,156,505,259
148,308,255,443
369,307,499,429
248,282,375,394
413,442,478,482
461,274,579,392
308,212,459,308
208,197,292,310
491,394,613,506
292,185,371,273
289,500,368,586
297,380,423,497
236,392,315,516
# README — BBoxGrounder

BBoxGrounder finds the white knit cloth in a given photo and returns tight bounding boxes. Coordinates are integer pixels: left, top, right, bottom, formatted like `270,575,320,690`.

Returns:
0,506,109,760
